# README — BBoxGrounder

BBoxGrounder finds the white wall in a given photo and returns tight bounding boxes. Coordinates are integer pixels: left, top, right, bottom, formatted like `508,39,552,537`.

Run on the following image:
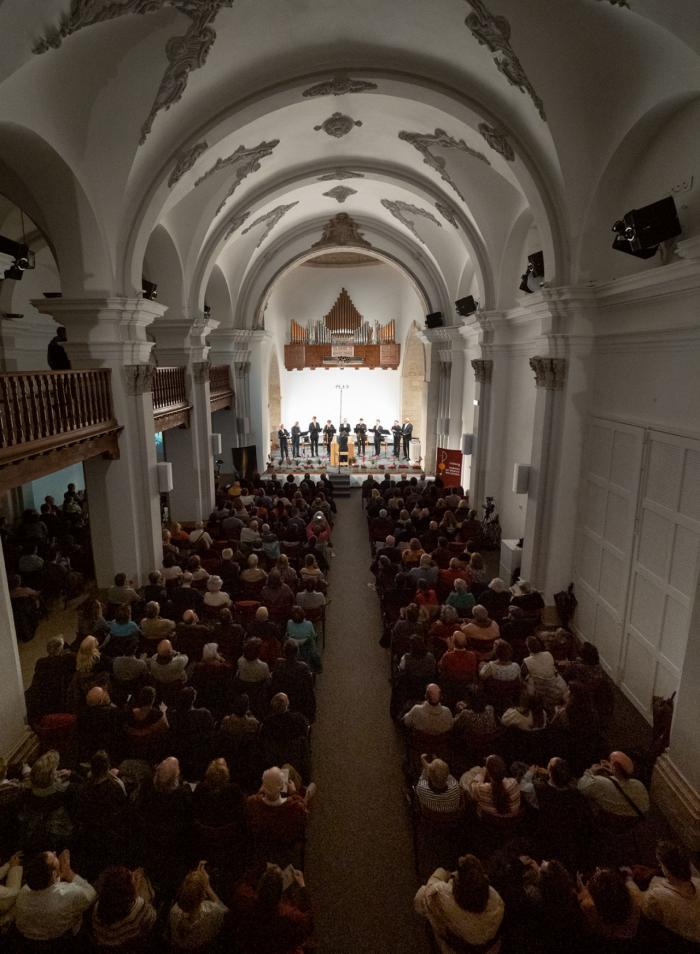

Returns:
280,365,400,428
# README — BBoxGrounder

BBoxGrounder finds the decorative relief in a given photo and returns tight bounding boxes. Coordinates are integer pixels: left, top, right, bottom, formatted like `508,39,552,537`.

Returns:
398,128,489,202
192,360,211,382
194,140,280,214
223,210,251,241
322,186,357,204
241,202,298,249
529,356,566,390
303,76,378,97
314,112,363,138
471,358,493,383
168,140,208,187
317,169,365,181
312,212,371,249
463,1,546,121
436,201,459,229
380,199,442,245
478,123,515,161
123,363,155,396
34,2,236,145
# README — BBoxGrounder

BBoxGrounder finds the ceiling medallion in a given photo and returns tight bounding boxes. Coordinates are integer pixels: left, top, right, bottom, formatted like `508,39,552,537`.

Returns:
168,140,208,187
194,140,280,214
478,123,515,161
223,210,251,242
314,112,363,138
463,1,546,121
317,169,365,181
303,76,378,97
380,199,442,245
323,186,358,204
399,128,489,202
312,213,372,249
435,201,459,229
241,202,298,249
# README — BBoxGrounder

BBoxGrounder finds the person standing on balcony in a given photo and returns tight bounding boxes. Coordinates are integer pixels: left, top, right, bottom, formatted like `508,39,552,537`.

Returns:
47,326,71,370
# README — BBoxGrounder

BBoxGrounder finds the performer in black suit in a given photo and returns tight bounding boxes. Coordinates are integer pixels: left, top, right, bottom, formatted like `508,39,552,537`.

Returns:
354,418,367,455
370,420,386,457
322,420,336,456
291,422,302,457
308,417,322,456
391,420,402,457
278,424,290,462
402,419,413,460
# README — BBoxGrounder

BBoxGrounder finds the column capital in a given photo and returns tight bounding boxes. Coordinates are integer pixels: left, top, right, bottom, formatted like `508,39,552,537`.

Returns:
471,358,493,383
192,360,212,383
151,316,219,365
209,328,270,362
123,364,155,396
529,355,567,389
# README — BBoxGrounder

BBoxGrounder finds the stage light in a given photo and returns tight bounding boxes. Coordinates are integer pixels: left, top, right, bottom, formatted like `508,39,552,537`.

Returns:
204,303,212,316
3,263,24,281
455,295,478,317
519,249,544,293
425,311,443,328
611,196,681,259
142,278,158,300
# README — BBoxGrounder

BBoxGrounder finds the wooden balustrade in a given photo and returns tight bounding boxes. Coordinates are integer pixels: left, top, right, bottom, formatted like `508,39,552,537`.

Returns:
0,369,121,492
153,366,187,411
209,364,234,412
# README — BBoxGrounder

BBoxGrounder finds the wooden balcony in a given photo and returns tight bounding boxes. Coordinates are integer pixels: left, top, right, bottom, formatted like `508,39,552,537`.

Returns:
152,366,191,432
0,369,121,492
209,364,234,413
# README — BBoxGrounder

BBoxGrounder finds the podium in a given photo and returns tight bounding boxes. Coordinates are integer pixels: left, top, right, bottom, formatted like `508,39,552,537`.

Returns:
330,438,355,466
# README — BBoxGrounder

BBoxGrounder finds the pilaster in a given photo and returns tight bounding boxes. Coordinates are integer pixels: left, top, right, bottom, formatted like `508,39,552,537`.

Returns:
469,358,494,510
0,545,28,757
32,297,166,585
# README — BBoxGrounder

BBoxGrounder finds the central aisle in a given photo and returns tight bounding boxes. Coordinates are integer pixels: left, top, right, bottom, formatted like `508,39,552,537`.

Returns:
305,494,428,954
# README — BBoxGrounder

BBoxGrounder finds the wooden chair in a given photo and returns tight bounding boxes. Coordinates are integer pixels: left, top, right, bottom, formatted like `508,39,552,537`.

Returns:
304,603,327,648
405,728,453,781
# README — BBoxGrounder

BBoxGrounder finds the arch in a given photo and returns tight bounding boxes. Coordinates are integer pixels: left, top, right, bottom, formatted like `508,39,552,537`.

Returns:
0,123,114,296
204,264,233,325
143,223,186,316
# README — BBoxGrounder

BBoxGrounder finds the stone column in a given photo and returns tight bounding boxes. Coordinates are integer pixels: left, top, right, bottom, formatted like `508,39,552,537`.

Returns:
520,356,567,588
0,546,29,757
470,358,493,510
32,297,166,586
151,317,218,522
652,564,700,850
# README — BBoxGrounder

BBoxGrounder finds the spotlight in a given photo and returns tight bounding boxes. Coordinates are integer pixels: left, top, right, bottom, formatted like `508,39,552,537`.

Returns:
519,249,544,293
455,295,478,317
611,196,681,259
3,263,24,281
425,311,443,328
204,303,212,316
142,278,158,300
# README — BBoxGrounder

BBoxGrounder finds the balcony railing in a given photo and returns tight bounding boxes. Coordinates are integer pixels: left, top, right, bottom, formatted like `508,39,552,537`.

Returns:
0,369,120,491
152,366,191,432
209,364,234,412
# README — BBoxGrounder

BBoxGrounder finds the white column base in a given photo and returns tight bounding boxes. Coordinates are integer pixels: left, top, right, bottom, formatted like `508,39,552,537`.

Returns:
651,752,700,851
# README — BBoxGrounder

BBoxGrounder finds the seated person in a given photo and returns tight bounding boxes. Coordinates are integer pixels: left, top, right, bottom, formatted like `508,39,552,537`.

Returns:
187,554,210,588
161,553,185,587
445,578,476,618
240,553,267,585
577,750,649,819
212,607,246,662
124,686,168,755
461,604,499,658
260,570,295,613
409,554,439,587
577,866,642,941
521,635,568,706
230,862,313,954
91,865,156,949
192,758,245,830
174,609,211,661
245,766,309,845
189,642,234,717
462,754,521,818
237,638,271,685
219,548,240,593
438,631,477,685
106,572,140,607
430,537,453,570
299,553,324,586
295,578,327,613
479,639,521,683
559,641,615,729
476,577,511,621
188,521,213,551
170,572,204,618
415,754,461,814
438,558,470,599
220,693,261,739
26,635,76,723
103,604,141,656
140,600,176,645
0,851,23,928
453,686,499,744
15,849,96,942
403,683,454,735
429,605,459,660
642,840,700,944
415,579,440,617
414,854,504,954
285,606,319,671
398,635,437,684
260,693,310,779
402,538,425,567
142,571,168,606
270,641,316,724
510,578,545,618
203,575,232,612
77,685,125,761
501,691,548,732
240,518,262,552
148,638,188,687
169,861,228,951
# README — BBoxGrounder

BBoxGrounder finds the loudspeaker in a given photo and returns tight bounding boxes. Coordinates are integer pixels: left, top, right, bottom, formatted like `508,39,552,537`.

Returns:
157,461,173,494
612,196,681,259
512,463,530,494
527,250,544,277
425,311,443,328
210,433,222,455
461,433,474,455
455,296,477,317
232,445,258,480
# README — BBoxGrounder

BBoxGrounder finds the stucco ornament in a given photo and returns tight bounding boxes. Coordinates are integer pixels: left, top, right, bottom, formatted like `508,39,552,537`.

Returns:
303,76,378,97
123,363,155,396
435,201,459,228
323,186,358,204
463,0,546,120
168,140,208,187
194,140,280,214
223,210,251,241
314,113,363,138
380,199,442,245
241,203,299,249
529,356,567,390
399,128,489,202
317,169,365,181
471,359,493,383
312,213,372,249
478,123,515,161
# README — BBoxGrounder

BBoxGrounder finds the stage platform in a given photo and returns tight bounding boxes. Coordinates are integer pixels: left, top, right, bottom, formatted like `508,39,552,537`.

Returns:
260,452,429,485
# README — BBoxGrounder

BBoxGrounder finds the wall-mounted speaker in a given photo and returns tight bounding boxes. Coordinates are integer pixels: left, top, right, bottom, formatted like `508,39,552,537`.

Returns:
461,433,474,455
157,461,173,494
211,433,222,456
512,463,530,495
425,311,444,329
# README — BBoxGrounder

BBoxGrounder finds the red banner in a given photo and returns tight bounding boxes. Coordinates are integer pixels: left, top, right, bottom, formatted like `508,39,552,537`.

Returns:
435,447,463,487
